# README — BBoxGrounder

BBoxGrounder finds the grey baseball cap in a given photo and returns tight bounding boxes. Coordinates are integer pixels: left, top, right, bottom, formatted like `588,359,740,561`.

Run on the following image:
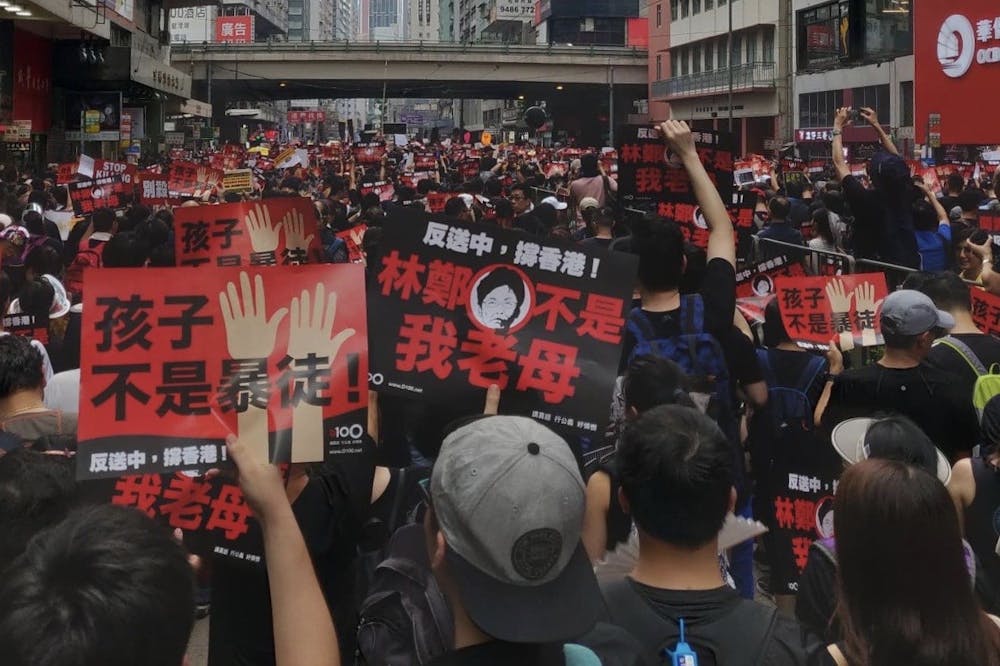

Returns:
430,415,600,643
880,289,955,336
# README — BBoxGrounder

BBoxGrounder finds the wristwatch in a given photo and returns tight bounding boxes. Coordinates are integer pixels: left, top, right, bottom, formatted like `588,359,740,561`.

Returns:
831,129,843,136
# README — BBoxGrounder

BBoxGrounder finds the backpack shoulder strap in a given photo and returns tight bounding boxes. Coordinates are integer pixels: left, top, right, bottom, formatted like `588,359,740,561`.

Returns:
935,336,987,376
812,537,837,566
680,294,706,334
757,349,779,389
627,307,658,348
600,579,674,649
795,354,828,395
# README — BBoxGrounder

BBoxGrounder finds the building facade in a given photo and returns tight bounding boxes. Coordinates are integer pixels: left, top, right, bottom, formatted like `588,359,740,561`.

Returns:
408,0,438,41
648,0,793,155
792,0,913,158
535,0,643,47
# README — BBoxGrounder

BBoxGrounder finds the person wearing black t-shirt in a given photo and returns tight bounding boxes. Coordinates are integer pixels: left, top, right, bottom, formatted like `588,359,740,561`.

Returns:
604,405,823,665
815,289,979,461
904,272,1000,409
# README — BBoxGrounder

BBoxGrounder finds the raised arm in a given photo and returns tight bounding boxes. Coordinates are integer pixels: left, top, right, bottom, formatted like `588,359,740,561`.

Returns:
831,108,851,182
860,107,898,156
657,120,735,267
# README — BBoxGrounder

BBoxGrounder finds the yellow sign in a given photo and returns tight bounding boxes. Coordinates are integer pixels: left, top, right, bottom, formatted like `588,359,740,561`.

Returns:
480,131,493,146
223,169,254,193
84,110,101,134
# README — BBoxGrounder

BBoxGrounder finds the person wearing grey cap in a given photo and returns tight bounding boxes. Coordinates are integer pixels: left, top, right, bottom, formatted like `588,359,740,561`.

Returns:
815,289,979,461
424,415,642,665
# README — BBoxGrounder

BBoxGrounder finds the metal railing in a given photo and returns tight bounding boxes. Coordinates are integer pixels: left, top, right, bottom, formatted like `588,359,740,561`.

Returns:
651,61,777,99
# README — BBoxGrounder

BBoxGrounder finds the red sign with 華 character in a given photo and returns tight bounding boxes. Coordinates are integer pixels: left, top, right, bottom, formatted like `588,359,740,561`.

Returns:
168,161,224,198
971,288,1000,338
915,0,999,145
173,199,323,268
736,255,806,299
369,208,638,456
617,124,734,208
76,263,369,482
774,273,889,350
67,177,130,216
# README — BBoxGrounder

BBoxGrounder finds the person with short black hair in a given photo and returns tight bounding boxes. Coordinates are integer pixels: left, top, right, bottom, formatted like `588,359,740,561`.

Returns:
815,289,979,461
0,334,74,443
580,207,616,249
756,195,804,260
603,405,822,664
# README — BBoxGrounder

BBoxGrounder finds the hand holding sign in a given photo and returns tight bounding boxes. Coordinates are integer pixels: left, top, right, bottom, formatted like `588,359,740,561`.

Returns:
656,120,696,161
225,434,287,523
246,204,284,257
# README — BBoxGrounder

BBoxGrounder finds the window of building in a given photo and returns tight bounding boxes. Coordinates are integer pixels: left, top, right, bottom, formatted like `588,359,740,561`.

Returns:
705,0,713,8
762,27,774,63
692,44,701,73
692,0,700,14
798,90,845,128
681,0,689,18
746,30,757,63
656,3,662,27
704,44,713,70
864,0,912,59
851,84,890,119
717,38,727,68
670,0,678,21
656,54,663,79
731,33,742,66
680,48,689,75
900,81,913,127
671,53,679,77
797,1,851,72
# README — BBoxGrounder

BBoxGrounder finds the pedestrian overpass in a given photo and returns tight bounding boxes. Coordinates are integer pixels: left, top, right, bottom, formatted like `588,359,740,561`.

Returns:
170,41,649,102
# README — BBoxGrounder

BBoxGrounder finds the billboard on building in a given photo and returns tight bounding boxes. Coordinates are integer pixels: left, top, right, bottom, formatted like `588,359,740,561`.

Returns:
915,2,1000,144
169,6,216,44
494,0,534,21
215,15,255,44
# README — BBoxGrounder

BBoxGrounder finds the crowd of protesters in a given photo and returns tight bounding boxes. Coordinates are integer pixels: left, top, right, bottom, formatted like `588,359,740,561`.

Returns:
1,109,1000,666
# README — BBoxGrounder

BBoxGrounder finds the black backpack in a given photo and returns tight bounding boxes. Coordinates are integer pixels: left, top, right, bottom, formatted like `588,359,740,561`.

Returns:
601,579,777,666
356,523,454,665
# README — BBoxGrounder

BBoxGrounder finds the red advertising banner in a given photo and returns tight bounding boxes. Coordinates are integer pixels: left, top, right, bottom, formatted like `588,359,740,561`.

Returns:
336,223,367,263
76,264,369,480
288,110,327,123
971,288,1000,338
215,15,254,44
173,199,322,268
774,273,889,350
915,1,999,144
168,161,224,198
68,177,130,216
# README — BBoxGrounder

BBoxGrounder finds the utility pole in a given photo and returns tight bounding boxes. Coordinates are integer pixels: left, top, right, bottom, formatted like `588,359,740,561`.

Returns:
608,64,615,147
727,0,733,132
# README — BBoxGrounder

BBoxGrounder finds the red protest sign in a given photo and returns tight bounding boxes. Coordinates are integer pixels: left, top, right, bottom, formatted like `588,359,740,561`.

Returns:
173,199,322,268
736,256,806,299
360,180,395,202
76,264,369,480
1,313,49,345
56,162,77,184
774,273,888,350
414,152,437,171
352,142,386,165
971,288,1000,338
138,172,171,206
84,159,137,184
68,177,130,216
168,161,223,198
426,191,457,214
336,223,367,263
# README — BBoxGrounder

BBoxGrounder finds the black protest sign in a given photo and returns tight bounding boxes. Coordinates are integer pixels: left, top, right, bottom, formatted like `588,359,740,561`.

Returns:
617,124,734,208
369,208,638,455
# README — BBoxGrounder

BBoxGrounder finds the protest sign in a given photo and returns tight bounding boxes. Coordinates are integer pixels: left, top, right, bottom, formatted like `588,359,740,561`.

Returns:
774,273,888,350
617,124,734,210
731,190,758,261
369,208,638,454
174,199,322,268
168,161,223,198
971,288,1000,338
76,264,369,480
138,172,171,206
980,213,1000,255
80,159,137,184
68,177,130,216
736,255,806,299
223,169,254,193
352,142,386,165
360,180,395,202
1,313,49,345
766,454,841,594
336,223,367,263
414,152,437,171
426,191,457,214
